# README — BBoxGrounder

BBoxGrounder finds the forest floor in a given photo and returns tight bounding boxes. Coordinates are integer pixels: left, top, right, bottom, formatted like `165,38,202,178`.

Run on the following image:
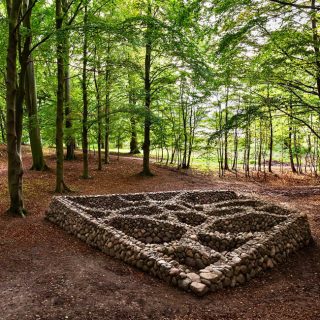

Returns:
0,145,320,320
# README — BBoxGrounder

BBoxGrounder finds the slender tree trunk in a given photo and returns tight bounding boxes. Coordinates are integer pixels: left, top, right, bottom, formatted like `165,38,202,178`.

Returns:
280,128,284,174
130,117,140,154
104,90,110,164
81,3,89,179
293,128,301,174
311,0,320,100
268,105,273,173
254,122,257,171
224,86,229,170
258,118,262,172
314,133,319,176
180,80,188,169
165,146,169,165
288,104,297,173
63,0,75,161
218,102,224,176
232,127,238,172
16,1,31,156
232,130,238,171
97,110,102,171
25,56,47,171
128,72,140,154
64,49,75,160
104,60,111,164
0,108,6,143
186,108,195,169
94,48,102,171
232,102,240,172
182,103,188,169
141,2,153,176
245,109,251,178
6,0,25,215
171,143,176,164
55,0,69,193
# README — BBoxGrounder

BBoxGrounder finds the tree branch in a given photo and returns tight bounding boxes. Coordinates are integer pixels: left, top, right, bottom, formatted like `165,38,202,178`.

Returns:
269,0,320,10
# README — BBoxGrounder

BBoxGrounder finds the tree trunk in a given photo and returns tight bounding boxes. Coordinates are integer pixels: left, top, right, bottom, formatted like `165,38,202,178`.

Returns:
104,82,110,164
232,100,240,172
232,127,238,172
55,0,69,193
245,109,251,178
311,0,320,100
186,108,195,169
258,118,262,172
64,46,75,160
81,3,89,179
182,106,188,169
63,0,75,161
104,58,111,164
180,80,188,169
25,56,47,171
288,102,297,173
130,117,140,154
0,108,6,143
293,128,302,173
6,0,25,215
128,72,140,154
171,143,176,164
141,2,153,176
268,104,273,173
94,48,102,171
224,86,229,170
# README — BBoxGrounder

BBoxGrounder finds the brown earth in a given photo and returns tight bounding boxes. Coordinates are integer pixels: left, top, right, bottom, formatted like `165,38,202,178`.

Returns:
0,145,320,320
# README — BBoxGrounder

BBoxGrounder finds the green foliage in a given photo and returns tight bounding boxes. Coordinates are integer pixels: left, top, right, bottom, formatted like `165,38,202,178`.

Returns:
1,0,320,175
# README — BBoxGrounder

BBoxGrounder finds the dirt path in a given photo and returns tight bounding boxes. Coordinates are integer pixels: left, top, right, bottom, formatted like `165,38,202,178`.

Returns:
0,146,319,320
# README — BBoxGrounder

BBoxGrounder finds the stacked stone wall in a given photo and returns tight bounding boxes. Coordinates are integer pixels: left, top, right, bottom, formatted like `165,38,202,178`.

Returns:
46,190,312,296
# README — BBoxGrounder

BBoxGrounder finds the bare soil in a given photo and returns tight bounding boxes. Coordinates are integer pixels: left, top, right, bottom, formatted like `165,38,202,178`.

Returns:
0,146,320,320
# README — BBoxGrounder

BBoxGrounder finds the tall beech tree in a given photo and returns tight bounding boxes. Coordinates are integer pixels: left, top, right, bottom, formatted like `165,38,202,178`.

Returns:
5,0,25,215
63,0,76,161
141,0,153,176
55,0,69,192
128,72,140,154
82,2,89,179
24,0,47,171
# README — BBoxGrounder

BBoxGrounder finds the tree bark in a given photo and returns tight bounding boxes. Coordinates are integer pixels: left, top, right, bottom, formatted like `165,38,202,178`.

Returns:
55,0,69,193
0,108,6,143
130,117,140,154
21,0,47,171
267,86,273,173
311,0,320,99
224,86,229,170
180,80,188,169
64,36,75,160
288,101,297,173
293,128,302,173
6,0,25,215
81,3,89,179
186,107,196,169
25,56,47,170
62,0,75,161
94,48,102,171
258,118,262,172
232,104,239,172
104,54,111,164
141,2,153,176
181,103,188,169
128,73,140,154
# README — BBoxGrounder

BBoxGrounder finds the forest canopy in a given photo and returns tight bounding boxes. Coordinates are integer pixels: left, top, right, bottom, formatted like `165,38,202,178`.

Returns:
1,0,320,215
